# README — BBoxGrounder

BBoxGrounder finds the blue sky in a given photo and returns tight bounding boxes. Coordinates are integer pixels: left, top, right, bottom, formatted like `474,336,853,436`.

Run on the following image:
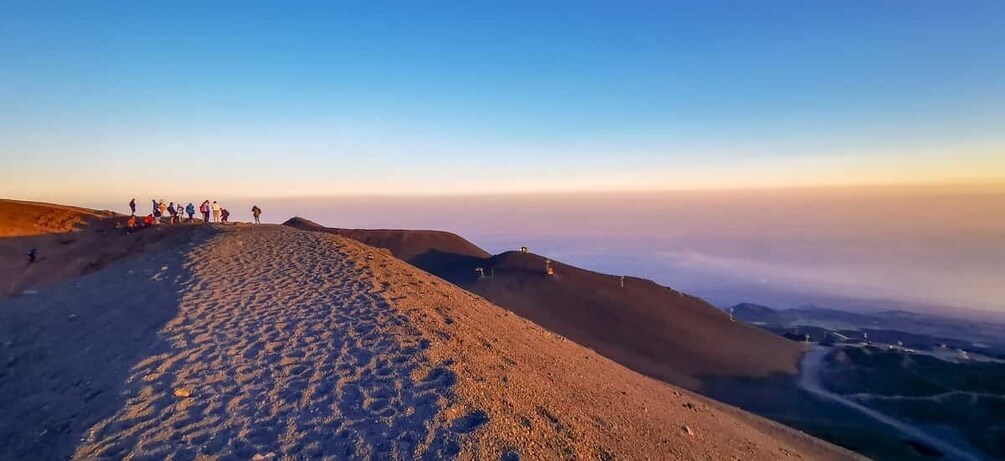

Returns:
1,1,1004,200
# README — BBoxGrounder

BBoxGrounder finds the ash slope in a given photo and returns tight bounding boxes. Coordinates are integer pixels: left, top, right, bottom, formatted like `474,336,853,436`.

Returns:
285,217,804,389
0,199,199,297
0,221,856,459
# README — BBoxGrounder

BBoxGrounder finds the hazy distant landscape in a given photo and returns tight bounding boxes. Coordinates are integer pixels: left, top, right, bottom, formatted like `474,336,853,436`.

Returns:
101,186,1003,317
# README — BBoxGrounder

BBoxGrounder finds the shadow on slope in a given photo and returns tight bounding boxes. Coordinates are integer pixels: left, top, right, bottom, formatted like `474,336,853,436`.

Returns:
283,218,803,389
0,225,212,459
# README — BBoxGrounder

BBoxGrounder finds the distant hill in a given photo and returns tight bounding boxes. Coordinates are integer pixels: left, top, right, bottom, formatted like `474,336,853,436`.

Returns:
284,217,490,274
0,199,114,237
730,302,1005,361
285,219,805,389
730,302,787,325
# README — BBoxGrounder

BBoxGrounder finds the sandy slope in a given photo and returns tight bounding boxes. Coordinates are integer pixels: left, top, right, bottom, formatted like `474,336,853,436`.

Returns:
0,199,200,298
0,199,111,238
284,217,804,390
2,224,859,459
0,226,213,459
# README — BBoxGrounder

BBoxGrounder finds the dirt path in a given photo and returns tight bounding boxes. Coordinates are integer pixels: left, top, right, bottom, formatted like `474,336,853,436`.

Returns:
76,226,463,459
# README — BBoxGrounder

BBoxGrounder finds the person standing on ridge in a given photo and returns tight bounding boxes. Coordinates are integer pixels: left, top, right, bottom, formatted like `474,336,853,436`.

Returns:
186,202,196,222
158,199,168,220
251,205,262,224
129,198,136,215
200,200,210,224
211,201,221,223
151,199,159,217
167,202,177,224
175,202,184,223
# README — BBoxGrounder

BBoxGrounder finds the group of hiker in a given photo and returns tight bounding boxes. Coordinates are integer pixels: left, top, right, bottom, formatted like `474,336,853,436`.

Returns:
125,198,263,232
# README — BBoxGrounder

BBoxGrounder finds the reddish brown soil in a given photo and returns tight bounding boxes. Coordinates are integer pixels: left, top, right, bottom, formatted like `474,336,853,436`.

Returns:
284,218,804,389
0,203,857,459
0,199,112,237
0,199,204,297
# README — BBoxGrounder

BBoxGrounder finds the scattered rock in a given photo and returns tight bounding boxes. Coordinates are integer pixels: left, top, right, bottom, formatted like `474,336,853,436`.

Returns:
683,425,695,437
67,314,78,321
173,387,193,399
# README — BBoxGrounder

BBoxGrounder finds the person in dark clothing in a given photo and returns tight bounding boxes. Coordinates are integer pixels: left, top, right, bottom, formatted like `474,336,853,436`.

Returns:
251,205,262,224
186,203,196,222
220,208,230,223
167,202,177,224
129,198,136,215
27,248,37,263
152,199,161,218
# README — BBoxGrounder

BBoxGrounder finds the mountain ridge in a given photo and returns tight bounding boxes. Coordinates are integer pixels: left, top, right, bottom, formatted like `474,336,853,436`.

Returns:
0,201,857,459
284,218,805,389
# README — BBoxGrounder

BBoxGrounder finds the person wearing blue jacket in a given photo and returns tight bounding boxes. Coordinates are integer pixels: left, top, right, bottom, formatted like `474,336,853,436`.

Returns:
185,203,196,222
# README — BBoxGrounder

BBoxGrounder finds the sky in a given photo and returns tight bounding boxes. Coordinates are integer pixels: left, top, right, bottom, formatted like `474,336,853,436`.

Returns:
2,2,1004,314
2,1,1004,201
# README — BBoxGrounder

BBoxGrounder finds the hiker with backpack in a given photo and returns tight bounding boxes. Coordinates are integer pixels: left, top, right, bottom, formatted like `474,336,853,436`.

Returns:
252,205,262,224
200,200,210,223
220,208,230,223
186,203,196,222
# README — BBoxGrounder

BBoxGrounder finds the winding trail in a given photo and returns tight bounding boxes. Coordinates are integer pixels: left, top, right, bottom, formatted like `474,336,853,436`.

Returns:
76,226,462,459
799,347,983,461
